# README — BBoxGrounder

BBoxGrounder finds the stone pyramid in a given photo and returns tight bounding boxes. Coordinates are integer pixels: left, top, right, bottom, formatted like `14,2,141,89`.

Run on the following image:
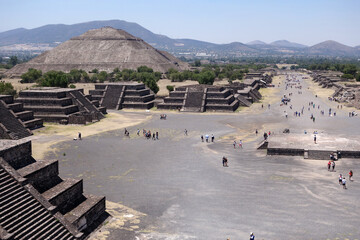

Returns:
7,27,188,76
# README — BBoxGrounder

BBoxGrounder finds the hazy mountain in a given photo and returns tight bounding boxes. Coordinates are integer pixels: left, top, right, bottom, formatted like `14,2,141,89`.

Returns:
307,40,358,56
355,45,360,51
0,20,177,47
247,40,267,45
270,40,308,49
0,20,359,57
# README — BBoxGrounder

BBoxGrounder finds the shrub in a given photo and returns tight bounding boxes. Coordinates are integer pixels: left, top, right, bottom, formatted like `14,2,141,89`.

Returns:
0,81,16,96
166,85,174,92
20,68,42,83
69,84,76,88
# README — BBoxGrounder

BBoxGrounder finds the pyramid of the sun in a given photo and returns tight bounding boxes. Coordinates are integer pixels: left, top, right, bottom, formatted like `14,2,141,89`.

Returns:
6,27,189,76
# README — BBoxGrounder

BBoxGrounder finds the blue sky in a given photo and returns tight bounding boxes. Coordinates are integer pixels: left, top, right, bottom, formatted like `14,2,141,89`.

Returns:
1,0,359,46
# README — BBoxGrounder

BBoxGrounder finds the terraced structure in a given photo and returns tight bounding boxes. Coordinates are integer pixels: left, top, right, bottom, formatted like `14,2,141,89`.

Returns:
15,88,106,124
89,82,155,110
0,139,106,239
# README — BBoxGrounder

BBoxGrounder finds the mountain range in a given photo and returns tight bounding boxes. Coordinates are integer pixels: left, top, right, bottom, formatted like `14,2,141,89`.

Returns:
0,19,359,58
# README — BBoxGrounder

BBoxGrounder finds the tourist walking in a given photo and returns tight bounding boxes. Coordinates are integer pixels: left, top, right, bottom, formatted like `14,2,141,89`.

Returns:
314,135,317,144
349,170,353,181
156,132,159,140
339,174,343,185
201,135,204,142
233,141,236,149
78,132,82,140
211,134,214,143
184,129,188,136
222,156,228,167
205,134,209,143
342,177,347,189
327,160,331,171
332,161,335,172
137,129,140,136
250,232,255,240
255,129,258,135
239,140,243,148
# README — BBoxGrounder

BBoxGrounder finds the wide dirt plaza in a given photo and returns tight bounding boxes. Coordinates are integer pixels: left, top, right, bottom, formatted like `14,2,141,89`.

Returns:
36,71,360,240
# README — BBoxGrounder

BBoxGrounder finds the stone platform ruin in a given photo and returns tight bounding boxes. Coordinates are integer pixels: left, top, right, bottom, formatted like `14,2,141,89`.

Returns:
157,85,239,112
89,82,155,110
264,133,360,160
15,88,106,124
0,139,106,239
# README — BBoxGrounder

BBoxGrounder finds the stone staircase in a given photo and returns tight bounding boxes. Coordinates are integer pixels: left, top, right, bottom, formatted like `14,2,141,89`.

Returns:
0,100,32,140
16,88,105,124
182,91,203,112
90,82,155,110
0,164,80,240
0,139,106,238
157,88,186,110
0,95,43,131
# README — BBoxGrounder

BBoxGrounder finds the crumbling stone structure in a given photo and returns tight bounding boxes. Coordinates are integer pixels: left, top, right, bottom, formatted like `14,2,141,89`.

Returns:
0,139,106,239
15,88,106,124
89,82,155,110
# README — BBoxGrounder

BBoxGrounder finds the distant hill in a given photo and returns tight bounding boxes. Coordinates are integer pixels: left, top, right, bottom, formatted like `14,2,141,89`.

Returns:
0,20,359,57
307,40,359,57
270,40,308,49
247,40,267,45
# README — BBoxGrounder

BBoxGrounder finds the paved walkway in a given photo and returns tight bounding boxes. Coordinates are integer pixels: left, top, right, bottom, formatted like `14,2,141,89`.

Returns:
50,71,360,240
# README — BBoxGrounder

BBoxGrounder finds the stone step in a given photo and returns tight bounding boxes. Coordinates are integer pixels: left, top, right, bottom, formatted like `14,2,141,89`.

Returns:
5,205,45,233
65,194,105,231
14,212,53,239
20,214,63,240
0,180,18,192
16,97,73,106
0,184,24,203
29,218,62,240
22,118,43,130
43,178,84,213
0,186,25,207
7,102,24,113
44,224,70,240
2,202,43,229
0,190,33,214
0,194,36,218
15,110,34,121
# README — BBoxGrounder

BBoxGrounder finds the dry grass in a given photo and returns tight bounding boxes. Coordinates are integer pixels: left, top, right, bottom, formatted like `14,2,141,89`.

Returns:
157,79,198,97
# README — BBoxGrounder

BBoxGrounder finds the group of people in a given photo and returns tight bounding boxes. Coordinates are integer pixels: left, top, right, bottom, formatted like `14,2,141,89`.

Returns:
233,140,243,148
338,171,353,189
201,134,215,143
132,128,159,140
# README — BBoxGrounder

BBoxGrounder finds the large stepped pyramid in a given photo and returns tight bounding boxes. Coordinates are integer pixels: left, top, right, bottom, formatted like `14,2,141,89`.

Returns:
0,98,33,140
89,82,155,110
6,27,189,76
16,87,106,124
158,85,239,112
0,139,106,239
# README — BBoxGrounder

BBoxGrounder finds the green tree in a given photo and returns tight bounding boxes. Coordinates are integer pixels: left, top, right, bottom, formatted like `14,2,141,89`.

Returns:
166,85,174,92
38,71,69,88
97,71,108,83
198,70,215,85
194,60,201,67
20,68,42,83
0,81,16,96
9,56,19,66
137,66,154,73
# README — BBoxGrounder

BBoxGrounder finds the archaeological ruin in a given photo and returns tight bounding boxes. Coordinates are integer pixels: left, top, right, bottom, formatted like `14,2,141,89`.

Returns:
15,87,106,124
0,139,106,239
157,72,271,112
6,27,189,76
89,82,155,110
311,70,360,109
